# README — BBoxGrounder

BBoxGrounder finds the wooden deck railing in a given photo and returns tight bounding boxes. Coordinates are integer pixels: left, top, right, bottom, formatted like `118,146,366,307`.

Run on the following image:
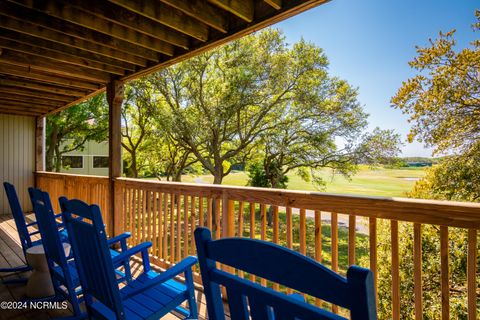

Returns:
35,172,479,319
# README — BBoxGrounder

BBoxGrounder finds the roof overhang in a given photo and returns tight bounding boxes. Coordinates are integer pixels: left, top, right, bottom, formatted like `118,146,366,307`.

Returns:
0,0,329,116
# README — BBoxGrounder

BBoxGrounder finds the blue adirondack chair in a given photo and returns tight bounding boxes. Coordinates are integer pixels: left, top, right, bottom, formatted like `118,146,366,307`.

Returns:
28,187,85,319
62,198,199,320
194,227,377,320
0,182,57,284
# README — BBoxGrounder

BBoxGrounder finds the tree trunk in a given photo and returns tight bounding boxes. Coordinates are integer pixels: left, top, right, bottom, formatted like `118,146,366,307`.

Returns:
46,125,58,172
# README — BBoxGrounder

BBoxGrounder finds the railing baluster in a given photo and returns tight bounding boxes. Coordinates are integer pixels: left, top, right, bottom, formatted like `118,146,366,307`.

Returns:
348,215,356,266
250,202,256,283
314,210,322,306
260,204,267,286
191,196,196,257
146,190,152,253
331,212,338,314
467,229,477,320
300,208,306,256
238,201,245,278
391,220,400,320
142,189,147,243
369,217,378,302
184,194,189,258
152,191,157,257
215,198,221,239
238,202,244,237
207,197,213,231
286,206,293,294
169,193,175,263
135,188,141,245
273,205,279,291
440,226,449,320
176,194,181,262
163,193,168,261
413,223,422,320
199,196,204,227
157,192,163,259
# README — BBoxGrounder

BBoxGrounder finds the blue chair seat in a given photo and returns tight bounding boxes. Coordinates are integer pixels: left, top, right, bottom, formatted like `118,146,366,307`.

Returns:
120,272,189,319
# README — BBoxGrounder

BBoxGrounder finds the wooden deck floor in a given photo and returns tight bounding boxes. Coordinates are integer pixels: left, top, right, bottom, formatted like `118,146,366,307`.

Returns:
0,214,215,320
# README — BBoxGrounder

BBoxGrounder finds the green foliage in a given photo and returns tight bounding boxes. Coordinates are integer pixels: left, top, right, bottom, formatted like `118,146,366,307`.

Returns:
46,94,108,172
392,10,480,156
387,10,480,318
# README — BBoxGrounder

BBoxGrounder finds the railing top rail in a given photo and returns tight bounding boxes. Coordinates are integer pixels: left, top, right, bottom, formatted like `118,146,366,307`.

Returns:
115,177,480,229
35,173,480,229
35,171,109,180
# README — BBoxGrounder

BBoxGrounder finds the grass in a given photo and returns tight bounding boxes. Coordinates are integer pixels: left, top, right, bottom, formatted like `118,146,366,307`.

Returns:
182,165,426,198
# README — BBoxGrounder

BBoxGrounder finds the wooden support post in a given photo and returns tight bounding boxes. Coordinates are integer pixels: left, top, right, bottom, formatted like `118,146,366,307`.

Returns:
34,116,45,187
106,79,124,237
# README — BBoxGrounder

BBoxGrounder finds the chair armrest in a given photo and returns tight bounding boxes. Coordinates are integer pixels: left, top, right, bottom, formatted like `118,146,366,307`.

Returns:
107,232,131,252
111,241,151,267
122,256,198,300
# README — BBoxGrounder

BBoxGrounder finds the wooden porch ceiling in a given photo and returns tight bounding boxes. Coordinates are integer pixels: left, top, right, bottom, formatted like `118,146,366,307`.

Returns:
0,0,329,117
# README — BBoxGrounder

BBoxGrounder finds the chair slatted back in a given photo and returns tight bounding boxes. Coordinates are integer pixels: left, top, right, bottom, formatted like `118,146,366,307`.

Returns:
28,188,66,266
3,182,32,253
194,227,377,320
61,198,125,319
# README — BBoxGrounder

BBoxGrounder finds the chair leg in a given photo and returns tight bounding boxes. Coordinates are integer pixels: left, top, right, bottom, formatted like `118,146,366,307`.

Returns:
185,269,198,319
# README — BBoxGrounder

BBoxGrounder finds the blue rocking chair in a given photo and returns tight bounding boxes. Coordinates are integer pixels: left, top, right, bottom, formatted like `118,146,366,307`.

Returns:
62,198,199,320
29,187,85,319
1,182,49,284
194,227,377,320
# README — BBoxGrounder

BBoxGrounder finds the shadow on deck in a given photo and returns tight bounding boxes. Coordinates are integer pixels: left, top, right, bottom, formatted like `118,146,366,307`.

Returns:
0,214,218,319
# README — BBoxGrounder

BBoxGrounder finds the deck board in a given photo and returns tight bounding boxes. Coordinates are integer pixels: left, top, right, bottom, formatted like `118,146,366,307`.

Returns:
0,214,218,319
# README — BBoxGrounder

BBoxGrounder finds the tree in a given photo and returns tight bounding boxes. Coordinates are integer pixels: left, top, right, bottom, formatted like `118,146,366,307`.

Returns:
46,94,108,172
387,10,480,318
150,29,369,184
121,80,157,178
392,10,480,156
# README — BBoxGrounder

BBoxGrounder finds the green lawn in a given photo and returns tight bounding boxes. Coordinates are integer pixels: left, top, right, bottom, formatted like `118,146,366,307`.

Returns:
182,165,426,197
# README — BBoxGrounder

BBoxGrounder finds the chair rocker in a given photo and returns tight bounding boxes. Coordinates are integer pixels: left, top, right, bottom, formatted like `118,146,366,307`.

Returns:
194,227,377,320
62,198,198,320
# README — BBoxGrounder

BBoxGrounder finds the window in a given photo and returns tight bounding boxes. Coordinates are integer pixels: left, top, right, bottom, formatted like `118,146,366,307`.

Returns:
93,156,109,168
62,156,83,169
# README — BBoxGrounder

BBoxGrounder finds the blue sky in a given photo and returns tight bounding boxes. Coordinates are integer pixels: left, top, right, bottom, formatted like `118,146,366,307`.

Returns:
275,0,478,157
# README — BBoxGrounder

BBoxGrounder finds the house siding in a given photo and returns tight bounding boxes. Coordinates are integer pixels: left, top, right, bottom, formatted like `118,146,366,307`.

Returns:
0,114,35,214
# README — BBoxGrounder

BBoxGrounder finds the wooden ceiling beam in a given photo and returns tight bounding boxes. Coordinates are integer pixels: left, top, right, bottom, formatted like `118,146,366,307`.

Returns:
264,0,282,10
0,49,111,83
207,0,254,22
0,107,44,117
67,0,190,50
0,64,100,91
0,94,64,107
0,78,88,97
108,0,209,41
0,16,149,67
0,3,159,62
0,100,52,111
0,30,137,72
159,0,228,33
0,87,74,103
0,39,125,76
10,0,175,56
